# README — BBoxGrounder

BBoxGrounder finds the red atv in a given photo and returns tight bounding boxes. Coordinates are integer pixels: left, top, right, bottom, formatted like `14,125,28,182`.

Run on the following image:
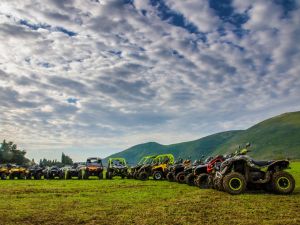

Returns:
194,155,225,189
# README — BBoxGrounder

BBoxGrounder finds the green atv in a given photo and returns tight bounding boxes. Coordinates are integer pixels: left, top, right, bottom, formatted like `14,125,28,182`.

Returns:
138,154,175,181
130,155,157,179
106,158,128,179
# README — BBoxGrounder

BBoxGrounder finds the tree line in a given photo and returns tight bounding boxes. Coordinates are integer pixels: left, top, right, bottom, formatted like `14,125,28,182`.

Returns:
0,140,73,167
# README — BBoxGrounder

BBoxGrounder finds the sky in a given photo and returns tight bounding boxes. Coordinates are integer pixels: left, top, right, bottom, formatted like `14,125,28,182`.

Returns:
0,0,300,162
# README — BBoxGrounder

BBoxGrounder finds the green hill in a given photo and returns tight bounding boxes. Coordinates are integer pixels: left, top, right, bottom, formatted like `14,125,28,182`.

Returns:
213,111,300,159
106,111,300,164
105,131,242,164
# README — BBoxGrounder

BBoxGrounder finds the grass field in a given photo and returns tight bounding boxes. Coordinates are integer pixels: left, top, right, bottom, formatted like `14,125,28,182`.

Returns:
0,163,299,225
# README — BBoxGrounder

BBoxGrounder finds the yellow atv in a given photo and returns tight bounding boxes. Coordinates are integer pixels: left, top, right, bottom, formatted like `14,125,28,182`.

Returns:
138,154,174,180
0,164,9,180
8,164,28,180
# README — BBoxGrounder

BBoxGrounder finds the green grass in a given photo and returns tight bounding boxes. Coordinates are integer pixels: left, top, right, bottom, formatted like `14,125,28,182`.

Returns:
0,163,300,225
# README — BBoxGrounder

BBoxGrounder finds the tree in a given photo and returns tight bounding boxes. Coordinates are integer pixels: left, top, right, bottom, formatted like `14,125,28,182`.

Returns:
61,152,73,165
0,140,30,165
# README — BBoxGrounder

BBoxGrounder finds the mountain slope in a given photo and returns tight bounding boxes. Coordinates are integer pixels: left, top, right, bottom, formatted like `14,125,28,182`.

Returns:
213,111,300,159
106,131,242,164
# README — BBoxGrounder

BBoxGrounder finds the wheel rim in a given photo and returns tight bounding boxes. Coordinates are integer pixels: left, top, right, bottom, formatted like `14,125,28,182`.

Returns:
178,175,185,182
229,178,242,190
155,173,162,179
277,177,290,190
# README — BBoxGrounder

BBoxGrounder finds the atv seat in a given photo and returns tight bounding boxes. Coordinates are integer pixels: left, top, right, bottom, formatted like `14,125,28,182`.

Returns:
252,160,274,167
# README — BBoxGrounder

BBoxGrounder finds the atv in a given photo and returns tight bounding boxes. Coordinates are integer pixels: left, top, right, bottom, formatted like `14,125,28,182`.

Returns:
138,154,174,181
166,158,184,182
64,162,84,179
106,158,128,179
26,165,44,180
78,157,103,180
130,155,157,179
0,164,9,180
173,159,193,184
44,166,64,179
184,158,205,186
214,143,295,195
8,164,28,180
194,155,225,188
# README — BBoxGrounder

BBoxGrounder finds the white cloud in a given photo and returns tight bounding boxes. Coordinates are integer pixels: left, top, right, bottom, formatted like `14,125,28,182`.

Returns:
0,0,299,161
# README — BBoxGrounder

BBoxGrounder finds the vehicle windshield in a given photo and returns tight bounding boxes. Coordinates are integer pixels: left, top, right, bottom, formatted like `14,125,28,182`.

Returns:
87,158,102,164
112,160,125,166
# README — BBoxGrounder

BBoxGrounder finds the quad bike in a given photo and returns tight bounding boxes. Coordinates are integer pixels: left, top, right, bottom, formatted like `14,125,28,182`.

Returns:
213,143,295,195
106,158,128,179
130,155,157,179
0,164,9,180
78,157,103,180
64,162,84,179
166,158,184,182
8,164,28,180
26,165,44,180
44,166,64,179
174,159,194,184
184,158,206,186
193,155,225,188
138,154,174,181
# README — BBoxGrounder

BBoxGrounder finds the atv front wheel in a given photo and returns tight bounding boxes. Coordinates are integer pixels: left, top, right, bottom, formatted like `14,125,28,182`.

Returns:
196,173,211,189
185,173,196,186
153,171,163,180
0,174,6,180
139,172,148,181
98,172,103,180
166,172,174,182
223,172,246,195
176,172,186,184
272,171,295,194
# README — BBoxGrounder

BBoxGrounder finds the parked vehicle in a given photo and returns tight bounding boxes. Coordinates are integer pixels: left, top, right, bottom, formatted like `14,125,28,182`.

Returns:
0,164,9,180
106,158,128,179
174,159,193,184
78,157,104,180
64,163,84,179
130,155,157,179
184,159,205,186
194,155,225,188
138,154,174,181
7,164,28,180
213,144,295,195
44,166,64,179
26,165,44,180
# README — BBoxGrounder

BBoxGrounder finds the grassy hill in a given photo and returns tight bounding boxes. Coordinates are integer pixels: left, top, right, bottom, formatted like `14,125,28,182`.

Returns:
106,131,242,164
213,111,300,159
106,111,300,163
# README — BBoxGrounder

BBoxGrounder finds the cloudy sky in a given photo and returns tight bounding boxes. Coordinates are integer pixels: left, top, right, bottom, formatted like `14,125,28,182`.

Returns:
0,0,300,161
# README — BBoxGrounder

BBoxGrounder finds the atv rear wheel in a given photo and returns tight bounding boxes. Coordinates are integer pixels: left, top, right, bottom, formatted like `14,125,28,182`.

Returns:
272,171,295,195
196,173,211,189
223,172,246,195
185,173,196,186
176,172,186,184
166,172,174,182
153,171,163,180
139,172,148,181
34,173,42,180
98,172,103,180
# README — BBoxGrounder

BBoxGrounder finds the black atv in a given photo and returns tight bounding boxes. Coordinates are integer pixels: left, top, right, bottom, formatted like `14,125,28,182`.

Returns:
64,163,84,179
106,158,128,179
166,158,193,182
184,159,205,186
44,166,64,179
214,144,295,195
27,165,44,180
